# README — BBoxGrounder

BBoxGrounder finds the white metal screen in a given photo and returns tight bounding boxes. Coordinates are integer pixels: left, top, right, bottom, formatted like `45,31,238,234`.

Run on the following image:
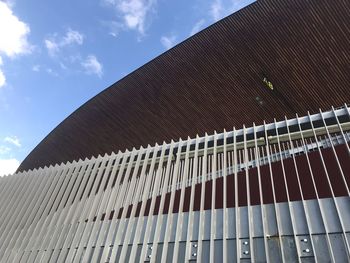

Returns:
0,106,350,262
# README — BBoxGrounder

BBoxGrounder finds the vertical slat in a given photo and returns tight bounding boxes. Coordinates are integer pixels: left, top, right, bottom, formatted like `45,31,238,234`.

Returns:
295,113,336,262
320,109,350,195
71,154,112,262
0,169,45,260
126,144,161,263
39,161,86,262
197,133,209,263
78,153,118,262
243,125,254,262
11,164,63,262
62,155,106,262
263,120,285,261
209,132,218,263
90,149,139,262
47,159,94,262
54,158,99,263
68,154,114,262
103,148,140,262
25,163,74,263
91,151,132,262
234,127,240,263
160,139,184,262
0,166,52,260
332,105,350,155
23,162,81,262
184,135,200,261
172,137,192,263
102,146,151,262
137,142,167,262
222,130,228,263
308,111,350,255
0,172,24,224
273,118,302,262
0,169,39,248
150,140,175,263
95,149,133,262
35,162,80,262
252,123,270,262
283,116,318,263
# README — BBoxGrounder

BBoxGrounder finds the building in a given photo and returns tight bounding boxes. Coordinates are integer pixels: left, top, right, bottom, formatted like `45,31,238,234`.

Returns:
0,0,350,262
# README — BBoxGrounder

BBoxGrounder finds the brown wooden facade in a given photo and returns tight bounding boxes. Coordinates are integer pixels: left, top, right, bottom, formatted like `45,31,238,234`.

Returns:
19,0,350,172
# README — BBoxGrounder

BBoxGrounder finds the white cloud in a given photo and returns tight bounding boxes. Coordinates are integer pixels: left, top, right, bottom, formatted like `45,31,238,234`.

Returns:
4,136,21,147
107,21,123,38
0,95,9,111
190,19,206,36
32,64,40,72
81,55,103,77
0,56,5,86
160,35,177,50
62,29,84,45
104,0,156,35
210,0,223,22
44,39,59,57
0,158,20,176
44,28,84,56
210,0,255,22
0,69,5,88
59,62,67,70
0,1,31,57
45,67,58,76
0,145,11,155
0,2,31,88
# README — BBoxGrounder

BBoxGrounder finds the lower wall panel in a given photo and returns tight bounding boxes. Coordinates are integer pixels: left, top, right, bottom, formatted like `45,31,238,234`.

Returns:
2,197,349,262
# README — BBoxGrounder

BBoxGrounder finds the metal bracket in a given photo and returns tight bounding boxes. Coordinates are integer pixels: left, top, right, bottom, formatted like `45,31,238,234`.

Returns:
144,244,153,262
240,239,251,259
297,236,313,258
189,241,198,261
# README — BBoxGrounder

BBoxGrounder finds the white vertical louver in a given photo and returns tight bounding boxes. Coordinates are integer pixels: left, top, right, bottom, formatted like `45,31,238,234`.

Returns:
0,106,349,262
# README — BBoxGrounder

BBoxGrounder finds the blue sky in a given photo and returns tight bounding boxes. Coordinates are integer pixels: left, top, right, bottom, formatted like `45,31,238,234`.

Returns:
0,0,254,176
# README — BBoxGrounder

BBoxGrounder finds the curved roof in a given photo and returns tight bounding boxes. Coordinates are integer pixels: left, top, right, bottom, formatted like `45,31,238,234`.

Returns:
19,0,350,172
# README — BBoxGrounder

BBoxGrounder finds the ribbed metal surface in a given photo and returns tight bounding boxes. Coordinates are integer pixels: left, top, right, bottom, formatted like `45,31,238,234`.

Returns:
18,0,350,172
1,106,350,262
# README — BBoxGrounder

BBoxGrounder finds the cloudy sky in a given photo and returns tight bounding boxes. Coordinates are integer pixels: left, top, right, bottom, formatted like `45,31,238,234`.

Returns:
0,0,254,176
